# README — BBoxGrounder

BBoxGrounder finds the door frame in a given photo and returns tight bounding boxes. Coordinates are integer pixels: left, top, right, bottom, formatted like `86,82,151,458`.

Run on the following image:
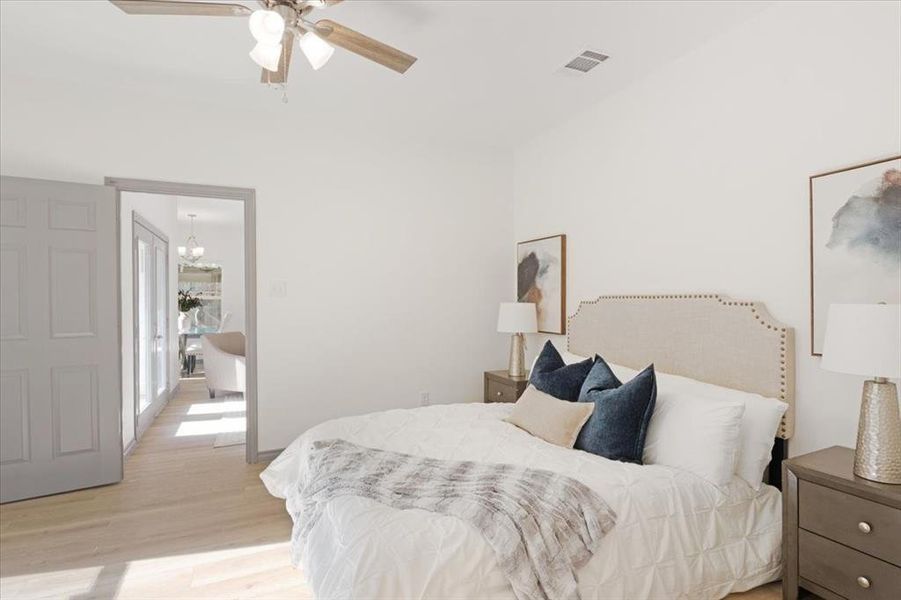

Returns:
132,212,170,442
106,177,259,464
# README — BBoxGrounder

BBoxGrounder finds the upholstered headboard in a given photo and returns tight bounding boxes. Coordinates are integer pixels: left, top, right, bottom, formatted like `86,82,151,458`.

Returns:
567,294,795,440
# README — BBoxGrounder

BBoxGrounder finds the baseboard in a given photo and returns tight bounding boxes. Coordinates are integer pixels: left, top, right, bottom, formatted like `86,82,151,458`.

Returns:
149,386,173,419
123,438,136,458
134,384,178,443
255,449,284,464
151,383,177,418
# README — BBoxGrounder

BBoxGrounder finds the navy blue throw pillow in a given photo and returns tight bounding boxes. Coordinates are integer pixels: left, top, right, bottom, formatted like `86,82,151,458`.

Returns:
578,354,621,393
528,341,594,401
575,358,657,464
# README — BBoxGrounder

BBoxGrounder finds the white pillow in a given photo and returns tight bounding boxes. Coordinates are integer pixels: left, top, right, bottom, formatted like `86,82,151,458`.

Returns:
642,389,745,486
733,397,788,489
650,370,787,490
611,363,787,489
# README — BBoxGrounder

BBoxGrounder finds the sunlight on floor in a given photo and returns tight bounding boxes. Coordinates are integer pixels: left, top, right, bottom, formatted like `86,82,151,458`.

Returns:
0,542,293,599
176,416,246,437
186,400,246,415
0,565,105,598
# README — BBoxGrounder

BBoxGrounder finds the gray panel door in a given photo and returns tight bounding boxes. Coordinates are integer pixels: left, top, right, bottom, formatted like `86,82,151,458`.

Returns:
0,176,122,503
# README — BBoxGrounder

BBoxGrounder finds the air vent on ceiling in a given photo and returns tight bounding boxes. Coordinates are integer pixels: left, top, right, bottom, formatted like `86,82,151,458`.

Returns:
563,50,609,73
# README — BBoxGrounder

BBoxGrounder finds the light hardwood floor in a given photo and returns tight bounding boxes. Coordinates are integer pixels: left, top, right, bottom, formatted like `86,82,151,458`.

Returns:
0,378,781,599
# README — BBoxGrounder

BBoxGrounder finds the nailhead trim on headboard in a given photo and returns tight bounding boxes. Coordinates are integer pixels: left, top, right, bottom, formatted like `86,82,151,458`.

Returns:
565,294,795,439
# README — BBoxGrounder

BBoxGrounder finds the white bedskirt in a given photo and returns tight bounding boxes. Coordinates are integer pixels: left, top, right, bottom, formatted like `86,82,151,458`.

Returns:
261,403,782,600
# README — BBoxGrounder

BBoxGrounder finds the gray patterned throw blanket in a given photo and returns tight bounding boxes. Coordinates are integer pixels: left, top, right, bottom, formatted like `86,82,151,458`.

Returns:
293,438,617,600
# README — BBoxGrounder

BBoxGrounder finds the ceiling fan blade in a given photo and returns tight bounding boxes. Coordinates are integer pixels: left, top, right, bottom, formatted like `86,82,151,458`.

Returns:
261,30,295,85
313,19,416,74
110,0,252,17
300,0,343,7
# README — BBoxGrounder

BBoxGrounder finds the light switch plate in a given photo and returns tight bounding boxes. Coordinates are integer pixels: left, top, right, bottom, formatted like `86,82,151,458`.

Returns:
270,280,288,298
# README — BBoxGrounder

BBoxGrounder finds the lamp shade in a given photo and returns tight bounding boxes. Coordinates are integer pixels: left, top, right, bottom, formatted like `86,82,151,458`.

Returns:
298,31,334,70
250,41,283,72
497,302,538,333
821,304,901,379
249,10,285,45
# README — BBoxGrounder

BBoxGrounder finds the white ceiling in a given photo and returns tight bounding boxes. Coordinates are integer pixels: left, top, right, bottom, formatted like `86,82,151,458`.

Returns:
176,195,245,225
0,1,771,148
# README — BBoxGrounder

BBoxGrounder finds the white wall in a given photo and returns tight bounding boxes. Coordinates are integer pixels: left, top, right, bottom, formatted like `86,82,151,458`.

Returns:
120,192,179,450
513,1,901,456
8,1,891,459
177,209,245,333
0,82,513,453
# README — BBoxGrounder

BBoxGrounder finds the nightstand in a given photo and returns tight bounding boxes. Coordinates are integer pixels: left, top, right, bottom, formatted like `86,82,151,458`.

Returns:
782,446,901,600
483,370,529,403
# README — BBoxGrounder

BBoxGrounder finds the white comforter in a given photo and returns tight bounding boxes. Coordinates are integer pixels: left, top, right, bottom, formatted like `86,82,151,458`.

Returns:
261,403,782,600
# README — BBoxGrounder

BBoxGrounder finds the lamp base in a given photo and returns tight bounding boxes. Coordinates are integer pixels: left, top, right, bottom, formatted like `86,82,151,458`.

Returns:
507,333,526,378
854,379,901,484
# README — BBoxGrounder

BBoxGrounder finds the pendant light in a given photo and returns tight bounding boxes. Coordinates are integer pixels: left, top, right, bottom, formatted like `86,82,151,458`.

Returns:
178,214,205,263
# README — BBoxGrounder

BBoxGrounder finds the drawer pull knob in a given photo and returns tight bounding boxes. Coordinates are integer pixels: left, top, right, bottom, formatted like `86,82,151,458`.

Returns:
496,391,503,396
857,576,871,589
858,521,872,534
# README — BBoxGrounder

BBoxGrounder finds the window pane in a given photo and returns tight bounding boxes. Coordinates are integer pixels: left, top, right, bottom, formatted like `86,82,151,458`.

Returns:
137,238,151,413
155,244,168,397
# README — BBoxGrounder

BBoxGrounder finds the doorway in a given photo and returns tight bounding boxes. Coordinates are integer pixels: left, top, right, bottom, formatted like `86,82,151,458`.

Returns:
108,178,259,464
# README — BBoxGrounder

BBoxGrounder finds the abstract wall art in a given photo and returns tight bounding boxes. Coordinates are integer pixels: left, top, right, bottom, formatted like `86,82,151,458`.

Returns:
810,155,901,355
517,234,566,334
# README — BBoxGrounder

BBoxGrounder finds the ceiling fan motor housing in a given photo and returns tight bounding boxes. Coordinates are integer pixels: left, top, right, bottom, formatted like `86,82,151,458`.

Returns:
272,3,298,28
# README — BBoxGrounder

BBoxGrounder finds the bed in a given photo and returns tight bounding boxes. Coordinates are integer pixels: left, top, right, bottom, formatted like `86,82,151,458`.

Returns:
262,294,795,600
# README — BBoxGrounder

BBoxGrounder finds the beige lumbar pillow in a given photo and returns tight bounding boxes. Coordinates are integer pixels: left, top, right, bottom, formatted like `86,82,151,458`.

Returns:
505,385,594,448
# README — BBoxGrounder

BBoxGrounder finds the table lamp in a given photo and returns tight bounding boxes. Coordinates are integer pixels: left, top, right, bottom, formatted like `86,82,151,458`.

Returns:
497,302,538,378
821,303,901,484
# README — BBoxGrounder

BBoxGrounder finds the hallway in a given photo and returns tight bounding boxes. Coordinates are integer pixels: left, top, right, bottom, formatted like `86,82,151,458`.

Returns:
0,378,311,599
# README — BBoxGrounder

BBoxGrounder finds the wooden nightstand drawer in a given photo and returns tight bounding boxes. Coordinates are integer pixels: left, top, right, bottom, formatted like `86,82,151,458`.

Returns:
799,529,901,600
486,379,518,403
483,371,528,403
800,480,901,566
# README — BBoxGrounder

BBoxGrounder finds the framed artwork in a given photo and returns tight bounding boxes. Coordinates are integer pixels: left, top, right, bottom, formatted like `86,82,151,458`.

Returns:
809,155,901,355
517,234,566,334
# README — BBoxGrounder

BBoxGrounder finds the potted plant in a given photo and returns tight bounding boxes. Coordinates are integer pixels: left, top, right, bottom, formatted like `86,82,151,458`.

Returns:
178,289,203,332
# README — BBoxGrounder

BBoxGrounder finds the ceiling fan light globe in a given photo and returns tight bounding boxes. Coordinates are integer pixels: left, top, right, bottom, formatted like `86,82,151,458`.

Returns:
249,41,283,72
299,32,335,71
248,9,285,45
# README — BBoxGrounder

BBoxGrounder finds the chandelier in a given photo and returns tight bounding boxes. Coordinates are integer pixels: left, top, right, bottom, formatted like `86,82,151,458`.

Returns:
178,214,205,263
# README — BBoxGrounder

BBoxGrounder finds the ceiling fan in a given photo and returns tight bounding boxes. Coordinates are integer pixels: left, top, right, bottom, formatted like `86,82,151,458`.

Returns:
109,0,417,85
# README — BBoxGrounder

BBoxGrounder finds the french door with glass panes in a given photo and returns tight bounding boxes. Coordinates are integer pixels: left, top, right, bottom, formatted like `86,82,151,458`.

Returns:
133,215,169,439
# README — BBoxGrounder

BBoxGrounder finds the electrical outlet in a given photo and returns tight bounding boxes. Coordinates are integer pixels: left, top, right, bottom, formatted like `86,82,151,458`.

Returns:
420,391,431,406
